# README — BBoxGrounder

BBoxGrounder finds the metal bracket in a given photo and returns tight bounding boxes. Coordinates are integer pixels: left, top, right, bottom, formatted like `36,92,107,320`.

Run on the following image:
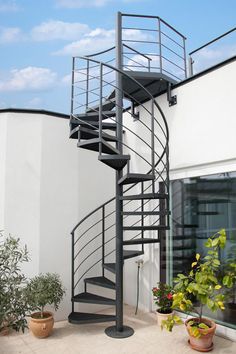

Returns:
167,82,177,107
131,101,140,120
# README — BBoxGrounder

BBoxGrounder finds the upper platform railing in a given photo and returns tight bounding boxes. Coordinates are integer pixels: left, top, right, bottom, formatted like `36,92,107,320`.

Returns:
120,13,187,81
189,27,236,76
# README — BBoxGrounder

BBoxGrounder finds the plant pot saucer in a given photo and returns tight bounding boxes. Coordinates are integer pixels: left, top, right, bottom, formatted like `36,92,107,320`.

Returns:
188,339,214,352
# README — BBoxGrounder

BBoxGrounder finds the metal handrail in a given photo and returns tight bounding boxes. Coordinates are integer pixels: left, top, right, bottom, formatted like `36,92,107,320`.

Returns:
85,46,116,58
121,13,186,39
189,27,236,56
188,27,236,76
123,43,152,61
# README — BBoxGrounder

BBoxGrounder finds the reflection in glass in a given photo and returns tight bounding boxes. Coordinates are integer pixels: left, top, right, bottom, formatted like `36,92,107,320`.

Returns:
170,172,236,329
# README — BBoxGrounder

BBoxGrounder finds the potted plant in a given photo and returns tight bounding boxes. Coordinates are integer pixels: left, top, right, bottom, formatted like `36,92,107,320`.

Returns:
152,282,174,326
162,229,236,352
0,233,30,335
25,273,65,338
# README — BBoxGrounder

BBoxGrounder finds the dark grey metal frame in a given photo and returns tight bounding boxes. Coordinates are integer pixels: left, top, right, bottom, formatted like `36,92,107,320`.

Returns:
69,11,179,338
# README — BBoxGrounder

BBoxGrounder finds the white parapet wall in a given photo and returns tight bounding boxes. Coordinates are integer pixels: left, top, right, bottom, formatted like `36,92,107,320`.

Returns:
0,110,115,320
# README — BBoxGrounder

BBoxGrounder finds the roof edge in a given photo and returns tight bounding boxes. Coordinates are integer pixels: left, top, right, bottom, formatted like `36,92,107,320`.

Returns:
0,108,69,119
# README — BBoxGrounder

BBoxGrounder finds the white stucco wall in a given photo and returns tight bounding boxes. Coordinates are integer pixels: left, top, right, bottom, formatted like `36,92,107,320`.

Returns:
123,59,236,315
0,111,115,320
0,114,7,228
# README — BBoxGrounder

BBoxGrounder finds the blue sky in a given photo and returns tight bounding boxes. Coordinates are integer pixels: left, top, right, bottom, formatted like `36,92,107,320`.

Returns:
0,0,236,113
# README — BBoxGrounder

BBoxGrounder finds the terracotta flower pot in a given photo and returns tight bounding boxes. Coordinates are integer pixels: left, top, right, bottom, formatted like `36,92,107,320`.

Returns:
185,317,216,352
156,309,174,326
29,311,54,338
0,326,10,336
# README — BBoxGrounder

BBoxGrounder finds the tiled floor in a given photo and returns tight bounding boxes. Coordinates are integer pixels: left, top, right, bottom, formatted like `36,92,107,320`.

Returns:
1,306,236,354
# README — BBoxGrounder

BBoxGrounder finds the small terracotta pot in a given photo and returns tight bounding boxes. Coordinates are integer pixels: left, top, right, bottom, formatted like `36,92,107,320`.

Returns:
0,327,10,336
185,317,216,352
29,312,54,338
156,309,174,326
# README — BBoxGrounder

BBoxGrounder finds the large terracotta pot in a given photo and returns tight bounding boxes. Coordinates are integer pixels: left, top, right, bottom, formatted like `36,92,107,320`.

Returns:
29,311,54,338
185,317,216,352
156,309,174,326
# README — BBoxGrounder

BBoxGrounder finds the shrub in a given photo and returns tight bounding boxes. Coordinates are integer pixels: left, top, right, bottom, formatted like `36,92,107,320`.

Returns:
0,233,30,332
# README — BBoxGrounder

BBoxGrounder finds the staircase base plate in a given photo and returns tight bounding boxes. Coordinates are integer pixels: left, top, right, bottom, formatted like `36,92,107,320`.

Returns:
105,325,134,338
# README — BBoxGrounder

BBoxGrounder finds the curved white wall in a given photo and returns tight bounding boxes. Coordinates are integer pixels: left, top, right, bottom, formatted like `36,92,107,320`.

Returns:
0,111,115,320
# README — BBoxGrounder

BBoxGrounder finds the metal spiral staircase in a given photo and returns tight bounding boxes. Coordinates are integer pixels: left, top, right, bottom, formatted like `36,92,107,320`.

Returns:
68,12,187,338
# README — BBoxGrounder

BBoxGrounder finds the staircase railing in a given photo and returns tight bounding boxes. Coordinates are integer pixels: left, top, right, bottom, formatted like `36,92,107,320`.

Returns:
70,52,169,305
121,13,187,80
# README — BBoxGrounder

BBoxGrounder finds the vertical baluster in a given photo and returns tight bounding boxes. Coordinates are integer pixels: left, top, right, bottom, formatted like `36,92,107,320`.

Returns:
183,37,187,79
151,98,155,194
86,60,89,110
159,182,167,283
71,231,75,313
148,57,151,72
188,56,194,77
141,182,144,253
158,18,162,74
102,205,105,276
99,63,103,155
71,57,75,116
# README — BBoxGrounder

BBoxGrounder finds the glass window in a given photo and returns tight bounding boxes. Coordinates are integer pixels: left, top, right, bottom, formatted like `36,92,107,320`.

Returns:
169,172,236,329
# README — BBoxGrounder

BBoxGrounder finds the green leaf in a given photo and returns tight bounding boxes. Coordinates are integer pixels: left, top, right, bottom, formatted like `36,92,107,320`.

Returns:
215,285,221,290
212,239,218,247
205,239,212,248
199,323,209,330
207,298,214,310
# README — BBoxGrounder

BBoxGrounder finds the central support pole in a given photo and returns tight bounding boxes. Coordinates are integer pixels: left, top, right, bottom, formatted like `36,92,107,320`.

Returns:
105,12,134,339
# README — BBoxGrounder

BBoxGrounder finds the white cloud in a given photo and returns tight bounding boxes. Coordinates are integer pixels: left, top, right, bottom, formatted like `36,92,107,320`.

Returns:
26,97,43,108
0,1,19,12
31,20,90,41
55,0,112,8
61,74,72,85
0,20,90,44
54,28,115,56
54,27,153,56
0,27,24,43
0,67,58,92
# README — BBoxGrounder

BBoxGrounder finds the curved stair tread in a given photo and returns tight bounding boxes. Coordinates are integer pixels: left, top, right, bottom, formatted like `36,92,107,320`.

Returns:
78,138,119,155
68,312,116,325
123,238,160,245
72,292,115,305
118,173,154,185
70,118,117,131
103,263,116,274
84,276,115,289
120,192,168,200
123,225,169,231
77,110,116,122
98,154,130,170
123,250,144,260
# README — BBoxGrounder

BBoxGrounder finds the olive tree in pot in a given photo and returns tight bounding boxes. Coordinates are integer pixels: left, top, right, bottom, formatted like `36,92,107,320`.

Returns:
162,229,236,352
25,273,65,338
0,233,30,335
